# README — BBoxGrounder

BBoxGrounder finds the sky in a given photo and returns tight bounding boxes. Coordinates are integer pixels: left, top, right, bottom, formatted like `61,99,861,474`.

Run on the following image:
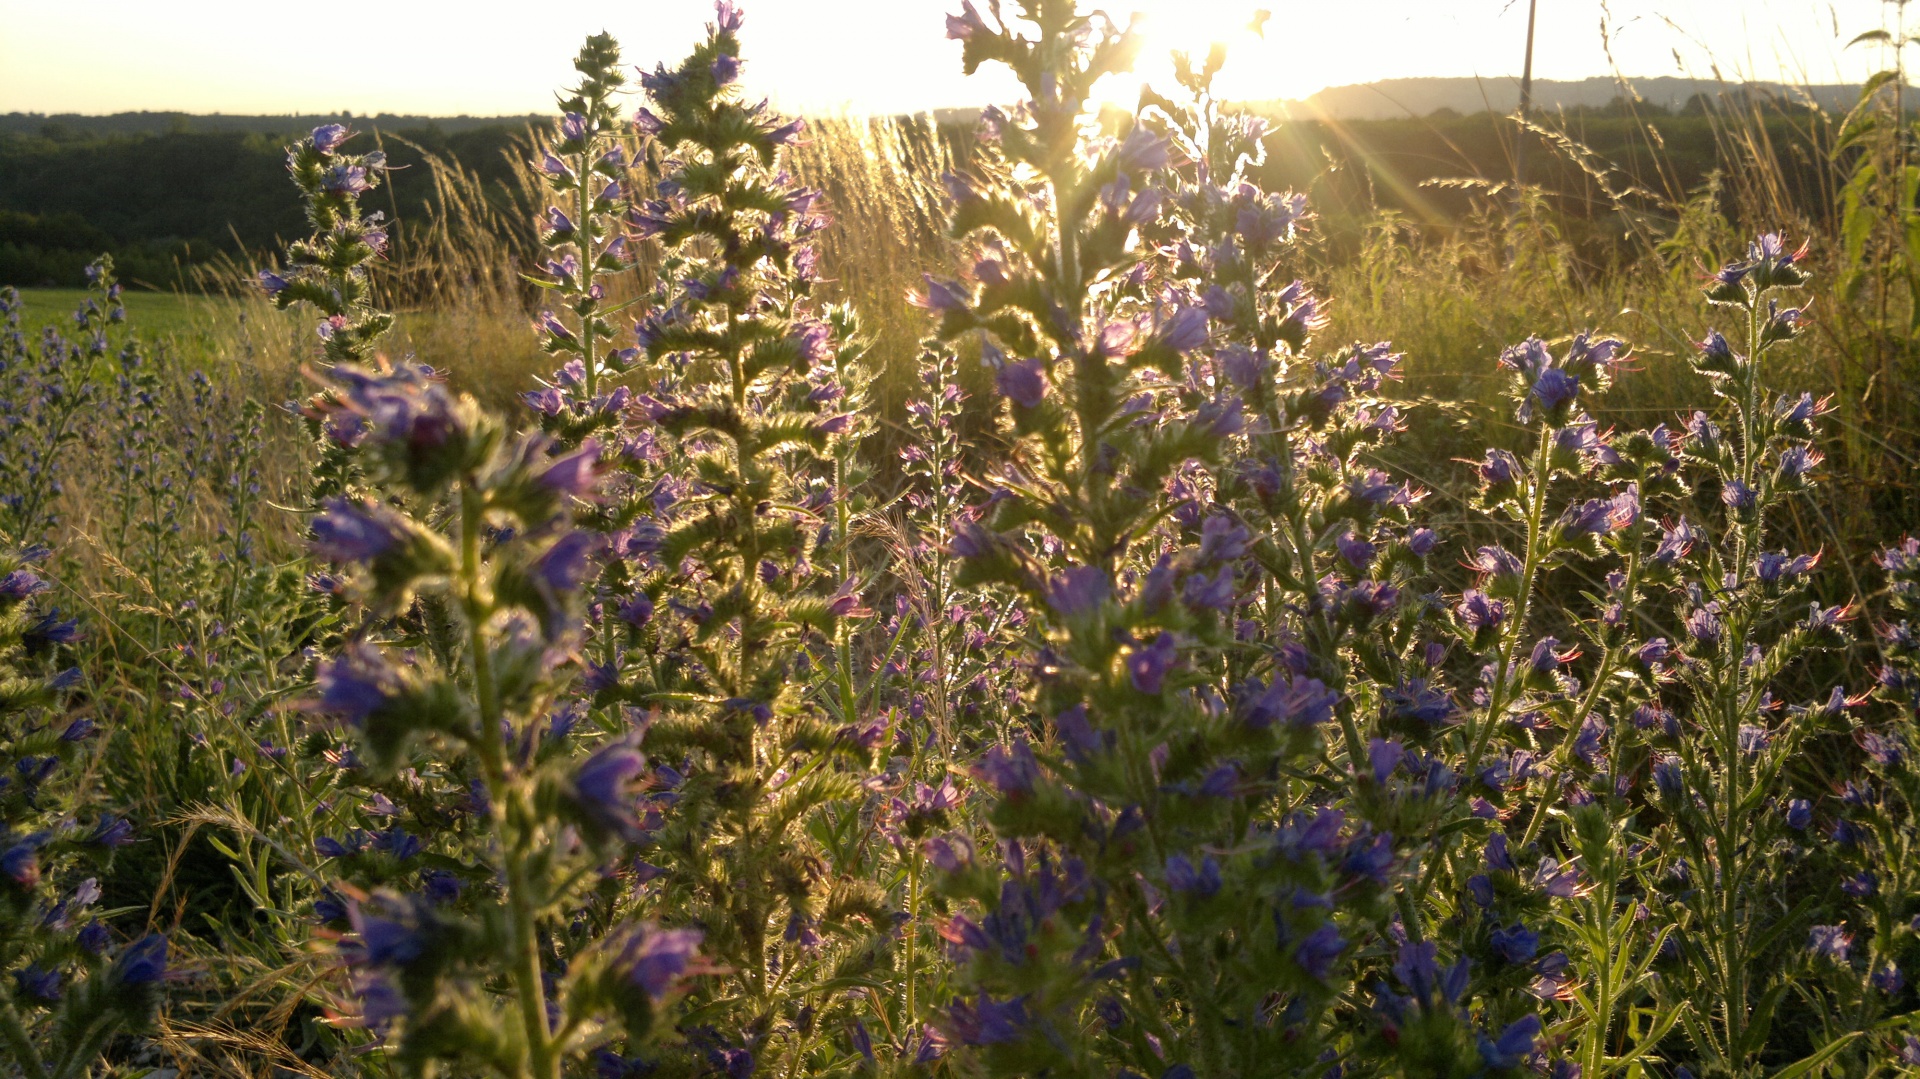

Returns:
0,0,1905,118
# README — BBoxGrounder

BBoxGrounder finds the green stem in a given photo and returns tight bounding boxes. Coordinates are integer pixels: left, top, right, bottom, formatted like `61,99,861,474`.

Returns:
462,483,557,1079
0,995,50,1079
577,142,600,402
1467,423,1556,774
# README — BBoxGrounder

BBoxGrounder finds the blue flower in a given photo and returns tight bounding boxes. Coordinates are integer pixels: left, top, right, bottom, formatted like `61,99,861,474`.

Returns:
1240,674,1337,729
946,992,1030,1046
1292,922,1345,981
316,644,401,727
1182,566,1236,611
1456,591,1509,635
1045,565,1109,617
12,964,60,1003
615,923,704,998
311,124,350,152
1153,306,1210,353
112,933,169,985
312,497,408,562
91,816,135,848
1165,853,1221,898
1479,1014,1542,1070
1127,632,1178,694
1808,924,1851,961
1491,923,1540,964
972,739,1040,797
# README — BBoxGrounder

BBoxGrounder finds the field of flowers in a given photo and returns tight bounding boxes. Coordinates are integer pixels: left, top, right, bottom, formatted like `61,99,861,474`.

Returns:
5,2,1920,1077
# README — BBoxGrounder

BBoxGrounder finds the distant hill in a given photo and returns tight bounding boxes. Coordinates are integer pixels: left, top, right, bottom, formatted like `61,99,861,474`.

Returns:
1270,76,1876,121
0,111,547,139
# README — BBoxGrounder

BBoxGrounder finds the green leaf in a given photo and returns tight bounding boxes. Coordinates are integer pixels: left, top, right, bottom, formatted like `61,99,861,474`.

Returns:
1768,1032,1860,1079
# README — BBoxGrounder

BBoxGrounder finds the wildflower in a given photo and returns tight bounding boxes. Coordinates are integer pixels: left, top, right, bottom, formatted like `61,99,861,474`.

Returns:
995,358,1048,408
311,124,350,152
1165,853,1221,898
946,992,1029,1046
315,644,401,727
112,934,169,985
1808,924,1851,961
972,739,1040,797
1045,566,1109,617
1785,798,1812,830
614,924,704,999
1457,590,1507,631
1491,923,1540,964
1293,923,1345,981
1241,674,1337,728
1480,1014,1543,1070
571,741,647,842
12,965,60,1003
1127,632,1178,694
1153,306,1210,353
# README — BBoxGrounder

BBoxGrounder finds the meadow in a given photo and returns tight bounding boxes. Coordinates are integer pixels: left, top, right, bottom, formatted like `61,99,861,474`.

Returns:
4,2,1920,1078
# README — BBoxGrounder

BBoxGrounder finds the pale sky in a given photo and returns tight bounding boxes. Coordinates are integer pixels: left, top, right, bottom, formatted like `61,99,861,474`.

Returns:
0,1,1903,118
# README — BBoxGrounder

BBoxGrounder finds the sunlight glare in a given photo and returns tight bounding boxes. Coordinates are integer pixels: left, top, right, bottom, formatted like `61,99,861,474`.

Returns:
1093,1,1333,111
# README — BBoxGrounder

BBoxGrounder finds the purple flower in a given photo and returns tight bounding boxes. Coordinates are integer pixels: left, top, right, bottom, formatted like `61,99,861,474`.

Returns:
535,441,602,496
1785,798,1812,830
1528,367,1580,417
946,992,1030,1046
714,0,744,32
1369,738,1405,783
1755,550,1817,584
995,358,1048,408
1336,531,1375,570
1480,448,1522,490
946,1,989,40
1200,515,1253,563
617,593,655,627
913,275,968,313
1491,923,1539,964
1293,923,1345,980
1127,632,1178,694
532,531,599,595
1384,678,1456,726
112,934,169,985
1241,674,1338,729
311,497,409,563
1409,527,1438,557
1457,590,1507,631
1721,479,1756,511
311,124,350,152
1182,566,1236,611
1165,853,1221,897
710,54,741,85
1153,306,1210,353
1480,1015,1542,1070
0,569,48,600
322,165,370,194
91,817,135,848
560,112,589,142
1485,832,1517,872
616,923,704,998
1808,924,1851,961
1471,545,1524,580
13,965,60,1003
573,741,646,841
972,739,1040,797
316,644,401,727
1045,566,1109,617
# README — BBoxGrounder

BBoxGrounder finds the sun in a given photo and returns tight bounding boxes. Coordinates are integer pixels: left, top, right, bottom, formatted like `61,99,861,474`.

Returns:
1090,1,1336,109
